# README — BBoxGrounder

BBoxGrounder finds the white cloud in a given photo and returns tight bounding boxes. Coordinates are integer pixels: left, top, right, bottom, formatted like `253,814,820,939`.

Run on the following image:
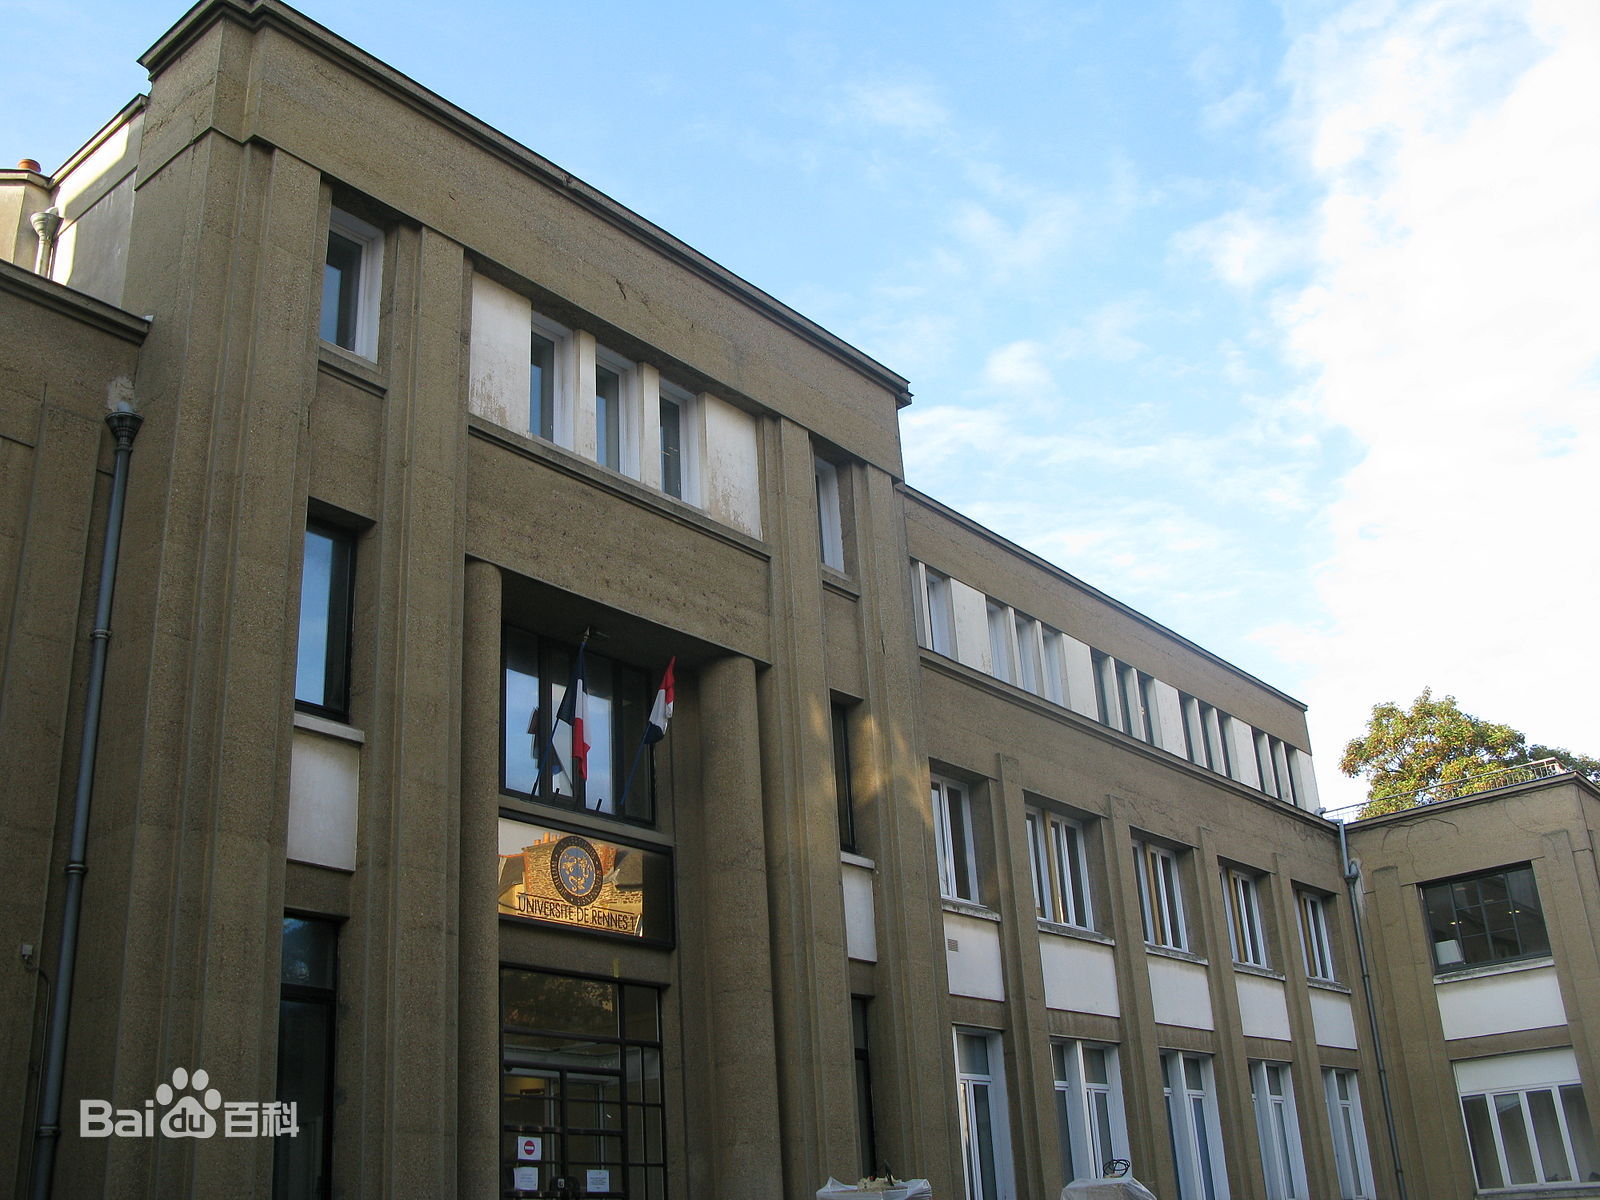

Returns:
1260,0,1600,808
839,80,951,135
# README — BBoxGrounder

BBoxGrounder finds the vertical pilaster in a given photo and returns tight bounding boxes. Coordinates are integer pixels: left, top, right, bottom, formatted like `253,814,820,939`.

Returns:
757,415,857,1188
697,654,784,1194
851,468,963,1193
1535,827,1600,1128
990,754,1058,1199
459,560,502,1198
1103,812,1171,1197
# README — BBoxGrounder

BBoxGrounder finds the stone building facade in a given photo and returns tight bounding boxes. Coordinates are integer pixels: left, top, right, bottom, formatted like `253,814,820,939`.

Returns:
1,3,1595,1198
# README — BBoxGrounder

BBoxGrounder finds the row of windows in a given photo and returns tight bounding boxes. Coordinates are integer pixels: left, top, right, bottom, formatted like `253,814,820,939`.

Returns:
955,1027,1378,1200
934,776,1339,979
911,562,1310,806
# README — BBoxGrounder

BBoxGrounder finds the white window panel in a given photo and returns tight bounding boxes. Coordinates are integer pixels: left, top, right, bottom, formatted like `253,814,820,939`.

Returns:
1163,1051,1230,1200
1298,892,1336,982
815,455,845,569
1251,1061,1309,1200
956,1029,1015,1200
1027,808,1093,929
1054,1040,1128,1184
933,775,980,903
1323,1068,1375,1200
321,207,383,359
1225,869,1269,968
1134,841,1187,951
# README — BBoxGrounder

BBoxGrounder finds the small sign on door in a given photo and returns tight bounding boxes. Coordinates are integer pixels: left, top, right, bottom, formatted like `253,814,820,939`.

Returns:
516,1135,542,1161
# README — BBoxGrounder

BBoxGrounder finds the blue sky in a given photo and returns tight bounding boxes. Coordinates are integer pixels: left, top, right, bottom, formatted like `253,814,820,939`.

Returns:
6,0,1598,808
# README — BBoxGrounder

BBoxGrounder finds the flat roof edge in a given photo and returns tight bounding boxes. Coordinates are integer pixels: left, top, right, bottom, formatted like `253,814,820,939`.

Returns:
900,483,1309,712
0,260,151,343
139,0,913,402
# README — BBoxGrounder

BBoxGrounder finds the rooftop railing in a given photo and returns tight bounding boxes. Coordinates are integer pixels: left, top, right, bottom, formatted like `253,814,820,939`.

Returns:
1321,757,1565,822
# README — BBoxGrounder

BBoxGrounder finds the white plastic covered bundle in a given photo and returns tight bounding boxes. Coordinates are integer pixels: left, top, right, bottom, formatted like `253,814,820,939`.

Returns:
817,1178,934,1200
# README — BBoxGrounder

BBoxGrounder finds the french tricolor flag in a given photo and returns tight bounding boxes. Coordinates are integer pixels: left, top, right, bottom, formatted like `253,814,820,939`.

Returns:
644,657,675,744
554,642,591,781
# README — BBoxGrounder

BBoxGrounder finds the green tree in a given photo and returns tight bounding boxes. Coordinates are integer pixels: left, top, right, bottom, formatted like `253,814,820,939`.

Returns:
1340,688,1599,817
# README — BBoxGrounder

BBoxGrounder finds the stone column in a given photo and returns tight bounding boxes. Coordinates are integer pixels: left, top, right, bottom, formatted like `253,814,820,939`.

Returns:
459,559,502,1198
697,654,784,1193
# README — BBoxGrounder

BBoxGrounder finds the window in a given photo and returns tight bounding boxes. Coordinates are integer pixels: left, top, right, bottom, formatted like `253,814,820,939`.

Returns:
1422,863,1549,970
1053,1040,1127,1184
815,456,845,570
1253,732,1301,805
657,379,698,503
852,998,879,1180
528,313,571,444
502,628,653,823
295,522,355,720
1181,696,1235,778
1026,808,1093,929
319,208,382,358
1456,1055,1599,1193
987,601,1014,684
833,701,857,853
1250,1061,1308,1200
955,1030,1014,1200
1015,614,1043,695
1163,1051,1228,1200
593,346,634,473
1092,651,1121,731
1324,1069,1374,1199
1134,840,1187,951
932,775,979,903
1224,869,1269,968
1040,628,1066,705
500,968,664,1199
912,563,956,657
1298,892,1336,982
275,916,338,1200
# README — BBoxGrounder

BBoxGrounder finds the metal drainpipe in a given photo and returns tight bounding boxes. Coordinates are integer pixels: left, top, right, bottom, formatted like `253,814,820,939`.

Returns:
1337,814,1409,1200
28,401,144,1200
30,208,62,277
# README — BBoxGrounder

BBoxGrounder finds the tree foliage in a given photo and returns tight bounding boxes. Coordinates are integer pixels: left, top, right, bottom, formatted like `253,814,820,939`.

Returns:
1340,688,1600,817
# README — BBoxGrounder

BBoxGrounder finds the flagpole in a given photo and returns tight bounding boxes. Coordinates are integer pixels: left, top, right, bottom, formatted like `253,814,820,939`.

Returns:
617,656,674,814
617,737,650,814
539,628,590,795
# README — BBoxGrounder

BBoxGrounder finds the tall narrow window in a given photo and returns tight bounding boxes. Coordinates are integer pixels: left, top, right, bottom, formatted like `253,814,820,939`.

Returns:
1323,1069,1375,1200
1014,614,1043,694
1225,869,1269,968
933,775,979,903
319,209,382,359
955,1030,1013,1200
1026,807,1093,929
815,456,845,570
1054,1040,1127,1183
1298,892,1336,982
833,701,857,852
657,379,698,502
1251,1061,1308,1200
987,601,1015,684
275,916,338,1200
295,523,355,720
594,350,631,472
1092,651,1121,731
1041,628,1066,704
1134,840,1187,951
852,997,879,1180
1163,1051,1228,1200
916,565,956,657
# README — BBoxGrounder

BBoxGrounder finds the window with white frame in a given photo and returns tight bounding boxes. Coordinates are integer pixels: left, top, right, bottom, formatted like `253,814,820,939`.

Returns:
1026,807,1093,929
815,456,845,570
320,208,383,359
1454,1052,1599,1192
1180,697,1234,778
593,345,635,474
1092,651,1121,731
1224,868,1269,968
1297,892,1336,982
1253,731,1301,805
987,600,1015,684
1323,1068,1375,1200
1251,1061,1309,1200
1014,613,1043,695
657,378,699,503
955,1029,1014,1200
933,775,980,903
1053,1040,1127,1184
1163,1051,1229,1200
528,311,570,444
1134,840,1187,951
912,563,957,657
1459,1080,1598,1190
1040,627,1066,705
